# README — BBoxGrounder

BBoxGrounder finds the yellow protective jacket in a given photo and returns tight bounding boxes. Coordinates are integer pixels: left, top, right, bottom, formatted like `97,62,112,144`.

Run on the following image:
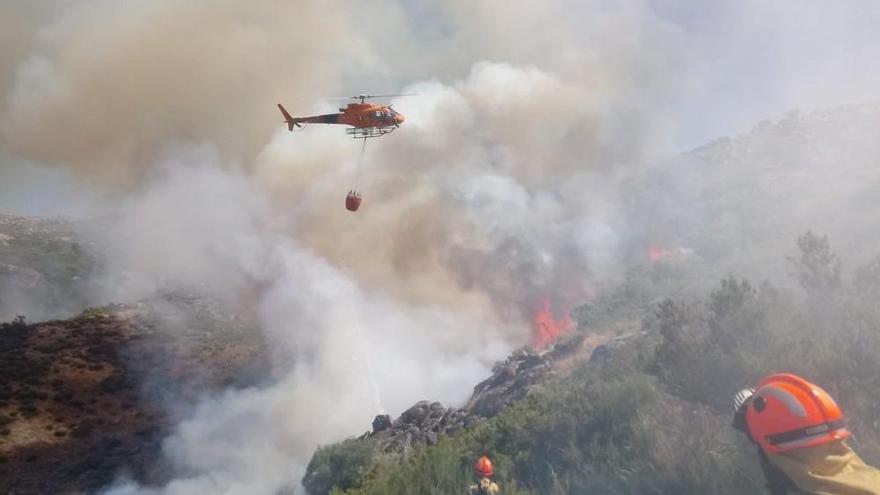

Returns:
765,440,880,495
467,477,500,495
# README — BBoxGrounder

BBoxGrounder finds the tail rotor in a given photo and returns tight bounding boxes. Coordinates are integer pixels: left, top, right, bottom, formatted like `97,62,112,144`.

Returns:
277,103,302,131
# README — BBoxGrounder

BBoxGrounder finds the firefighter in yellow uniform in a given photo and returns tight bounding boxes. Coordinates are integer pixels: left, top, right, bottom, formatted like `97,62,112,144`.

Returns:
733,373,880,494
468,455,500,495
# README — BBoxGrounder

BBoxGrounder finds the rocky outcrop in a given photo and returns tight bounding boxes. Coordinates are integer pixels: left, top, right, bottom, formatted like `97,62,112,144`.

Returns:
364,401,481,457
361,330,598,457
371,414,392,433
465,330,588,417
465,347,554,417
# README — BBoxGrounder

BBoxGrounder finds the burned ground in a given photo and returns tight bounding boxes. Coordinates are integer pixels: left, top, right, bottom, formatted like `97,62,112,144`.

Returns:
0,297,268,495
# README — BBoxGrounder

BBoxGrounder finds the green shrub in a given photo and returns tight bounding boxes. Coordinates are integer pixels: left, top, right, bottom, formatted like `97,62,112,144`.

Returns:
303,438,377,495
338,346,763,495
79,306,112,319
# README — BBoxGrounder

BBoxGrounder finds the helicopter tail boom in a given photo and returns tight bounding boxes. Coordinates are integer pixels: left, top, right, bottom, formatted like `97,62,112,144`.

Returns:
277,103,301,131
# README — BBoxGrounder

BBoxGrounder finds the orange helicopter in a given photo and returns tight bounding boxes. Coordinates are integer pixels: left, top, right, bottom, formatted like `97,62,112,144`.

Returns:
276,94,412,212
277,93,409,139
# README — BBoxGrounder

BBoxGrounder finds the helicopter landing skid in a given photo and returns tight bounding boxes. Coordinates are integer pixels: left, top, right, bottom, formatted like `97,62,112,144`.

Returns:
346,126,397,139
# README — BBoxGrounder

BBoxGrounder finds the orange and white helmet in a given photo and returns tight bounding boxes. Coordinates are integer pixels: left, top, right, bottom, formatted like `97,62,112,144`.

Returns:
473,456,494,477
746,373,851,454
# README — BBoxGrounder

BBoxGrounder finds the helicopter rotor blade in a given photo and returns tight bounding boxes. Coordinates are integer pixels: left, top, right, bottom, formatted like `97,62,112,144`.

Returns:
318,94,417,102
350,93,417,99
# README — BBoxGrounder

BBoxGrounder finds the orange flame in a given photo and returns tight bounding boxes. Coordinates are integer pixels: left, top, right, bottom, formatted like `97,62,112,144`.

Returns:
531,299,573,350
649,244,666,262
649,244,694,262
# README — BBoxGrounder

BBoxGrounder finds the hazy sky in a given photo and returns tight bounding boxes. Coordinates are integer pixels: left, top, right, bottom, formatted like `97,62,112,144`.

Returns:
649,0,880,147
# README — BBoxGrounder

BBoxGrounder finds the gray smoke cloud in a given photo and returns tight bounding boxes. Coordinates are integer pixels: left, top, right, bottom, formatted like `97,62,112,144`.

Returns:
1,0,365,183
255,61,653,320
92,158,507,494
3,1,880,494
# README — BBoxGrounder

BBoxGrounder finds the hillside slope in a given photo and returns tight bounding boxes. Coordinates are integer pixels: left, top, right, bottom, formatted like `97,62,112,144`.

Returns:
0,215,97,322
0,296,268,494
623,103,880,287
303,234,880,494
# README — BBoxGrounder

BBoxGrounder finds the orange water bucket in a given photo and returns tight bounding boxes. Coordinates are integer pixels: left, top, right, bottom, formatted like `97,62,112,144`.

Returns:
345,190,362,212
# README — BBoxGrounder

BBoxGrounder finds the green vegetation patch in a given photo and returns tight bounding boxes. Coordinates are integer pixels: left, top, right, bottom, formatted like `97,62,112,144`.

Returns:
307,231,880,495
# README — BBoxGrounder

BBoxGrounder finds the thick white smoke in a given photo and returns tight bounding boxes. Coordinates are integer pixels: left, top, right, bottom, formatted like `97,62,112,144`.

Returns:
94,158,507,494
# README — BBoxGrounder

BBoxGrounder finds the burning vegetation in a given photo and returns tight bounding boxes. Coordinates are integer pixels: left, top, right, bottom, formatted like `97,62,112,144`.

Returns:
530,299,573,350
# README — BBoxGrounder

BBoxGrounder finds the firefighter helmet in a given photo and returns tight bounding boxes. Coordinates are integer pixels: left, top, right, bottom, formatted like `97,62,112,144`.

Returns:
746,373,851,454
473,456,494,477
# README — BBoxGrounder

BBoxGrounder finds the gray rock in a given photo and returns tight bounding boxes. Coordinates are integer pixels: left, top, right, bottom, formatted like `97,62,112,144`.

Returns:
372,414,392,433
399,400,431,425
